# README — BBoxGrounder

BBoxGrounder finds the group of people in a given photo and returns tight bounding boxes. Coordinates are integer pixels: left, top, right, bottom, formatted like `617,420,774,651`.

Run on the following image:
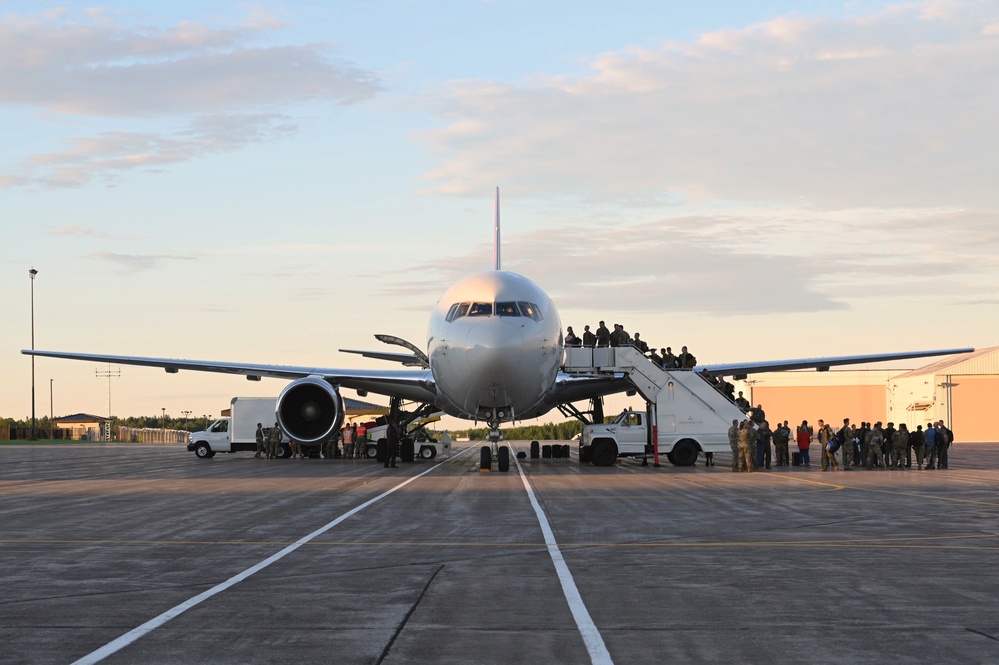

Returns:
254,422,284,459
727,415,955,473
254,421,395,463
799,418,954,472
564,323,698,371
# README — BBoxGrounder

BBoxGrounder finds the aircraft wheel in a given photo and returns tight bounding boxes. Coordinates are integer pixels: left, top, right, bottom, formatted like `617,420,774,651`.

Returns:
480,446,492,471
194,442,215,459
498,446,510,472
671,440,700,467
590,440,618,467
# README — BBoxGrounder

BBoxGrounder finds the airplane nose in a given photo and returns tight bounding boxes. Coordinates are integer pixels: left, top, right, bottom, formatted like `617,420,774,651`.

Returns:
465,320,523,374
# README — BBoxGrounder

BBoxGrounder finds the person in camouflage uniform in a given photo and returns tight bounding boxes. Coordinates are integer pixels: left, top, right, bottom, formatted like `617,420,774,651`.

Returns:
255,423,265,459
736,421,755,472
891,424,909,469
728,419,740,472
839,418,853,470
267,422,282,459
866,423,885,469
772,421,791,467
818,420,838,471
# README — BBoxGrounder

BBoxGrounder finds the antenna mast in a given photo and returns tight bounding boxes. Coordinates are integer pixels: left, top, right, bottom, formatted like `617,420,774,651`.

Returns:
493,186,501,270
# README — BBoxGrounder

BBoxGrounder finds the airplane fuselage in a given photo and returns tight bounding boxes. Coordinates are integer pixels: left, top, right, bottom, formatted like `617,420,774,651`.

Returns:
427,270,563,425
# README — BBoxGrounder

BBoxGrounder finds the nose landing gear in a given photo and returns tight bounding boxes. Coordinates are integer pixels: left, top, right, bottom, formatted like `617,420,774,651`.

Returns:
479,425,511,472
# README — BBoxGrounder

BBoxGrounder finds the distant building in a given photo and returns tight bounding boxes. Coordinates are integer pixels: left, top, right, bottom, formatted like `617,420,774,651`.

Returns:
52,413,113,441
887,347,999,442
741,347,999,443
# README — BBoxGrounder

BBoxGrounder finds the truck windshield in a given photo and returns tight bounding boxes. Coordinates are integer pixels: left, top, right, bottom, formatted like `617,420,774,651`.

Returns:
211,420,228,432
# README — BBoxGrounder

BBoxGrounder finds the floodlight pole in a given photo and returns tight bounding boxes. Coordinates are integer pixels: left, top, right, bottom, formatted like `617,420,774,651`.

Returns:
29,268,38,440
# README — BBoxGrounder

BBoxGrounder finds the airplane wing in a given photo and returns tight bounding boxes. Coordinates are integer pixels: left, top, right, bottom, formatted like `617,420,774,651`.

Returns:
21,349,437,403
696,347,974,379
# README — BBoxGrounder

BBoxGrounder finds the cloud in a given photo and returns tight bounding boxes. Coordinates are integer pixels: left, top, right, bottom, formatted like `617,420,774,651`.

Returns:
0,11,380,117
380,203,999,316
3,114,296,187
415,2,999,210
47,225,112,238
0,9,381,188
88,251,197,272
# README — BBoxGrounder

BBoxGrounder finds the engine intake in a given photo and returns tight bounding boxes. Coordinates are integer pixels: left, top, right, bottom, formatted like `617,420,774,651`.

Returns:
276,377,344,444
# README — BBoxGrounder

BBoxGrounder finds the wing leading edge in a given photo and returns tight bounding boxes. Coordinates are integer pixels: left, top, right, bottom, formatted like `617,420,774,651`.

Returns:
698,347,975,379
21,349,436,403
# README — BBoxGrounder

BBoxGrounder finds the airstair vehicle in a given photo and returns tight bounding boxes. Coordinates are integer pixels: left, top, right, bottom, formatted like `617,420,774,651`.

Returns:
563,346,747,466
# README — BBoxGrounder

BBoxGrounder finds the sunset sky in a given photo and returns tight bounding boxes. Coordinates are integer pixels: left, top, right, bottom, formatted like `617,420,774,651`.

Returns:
2,0,996,424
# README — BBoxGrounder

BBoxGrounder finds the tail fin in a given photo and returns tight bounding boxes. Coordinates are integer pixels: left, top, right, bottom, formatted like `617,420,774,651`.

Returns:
493,186,501,271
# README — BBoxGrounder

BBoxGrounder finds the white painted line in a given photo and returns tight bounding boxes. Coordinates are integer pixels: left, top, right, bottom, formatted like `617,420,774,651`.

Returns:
514,454,614,665
72,449,472,665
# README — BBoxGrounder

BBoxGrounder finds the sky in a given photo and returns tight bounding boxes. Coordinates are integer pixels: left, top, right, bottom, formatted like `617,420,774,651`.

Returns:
2,0,997,425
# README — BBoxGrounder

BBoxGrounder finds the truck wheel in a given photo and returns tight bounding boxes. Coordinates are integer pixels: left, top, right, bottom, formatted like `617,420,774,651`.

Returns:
590,440,617,467
579,445,592,464
498,445,510,472
480,446,492,471
400,438,415,463
275,444,291,459
194,442,215,459
671,440,700,467
365,444,378,459
419,446,436,459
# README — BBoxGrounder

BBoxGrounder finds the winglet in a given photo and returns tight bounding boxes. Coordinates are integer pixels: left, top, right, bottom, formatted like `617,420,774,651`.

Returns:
493,186,501,271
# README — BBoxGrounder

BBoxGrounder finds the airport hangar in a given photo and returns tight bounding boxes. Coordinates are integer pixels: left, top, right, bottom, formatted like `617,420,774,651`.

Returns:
737,346,998,442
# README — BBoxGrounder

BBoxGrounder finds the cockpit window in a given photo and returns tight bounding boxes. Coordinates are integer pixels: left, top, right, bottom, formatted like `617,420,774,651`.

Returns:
468,302,493,317
495,301,520,317
452,303,470,320
445,303,460,322
518,302,543,322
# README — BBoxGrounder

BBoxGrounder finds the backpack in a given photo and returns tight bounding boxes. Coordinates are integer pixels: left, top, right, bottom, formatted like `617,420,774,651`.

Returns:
828,429,843,453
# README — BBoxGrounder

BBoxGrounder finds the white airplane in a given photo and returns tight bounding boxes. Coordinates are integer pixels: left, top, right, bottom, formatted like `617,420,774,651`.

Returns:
23,189,973,470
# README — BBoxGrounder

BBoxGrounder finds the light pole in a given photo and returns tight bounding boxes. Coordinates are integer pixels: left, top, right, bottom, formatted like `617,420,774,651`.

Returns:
161,407,166,432
49,378,54,438
29,268,38,440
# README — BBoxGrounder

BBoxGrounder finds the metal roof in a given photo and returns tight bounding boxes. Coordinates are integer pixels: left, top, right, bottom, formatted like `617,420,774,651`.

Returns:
891,346,999,379
343,397,390,416
53,413,111,424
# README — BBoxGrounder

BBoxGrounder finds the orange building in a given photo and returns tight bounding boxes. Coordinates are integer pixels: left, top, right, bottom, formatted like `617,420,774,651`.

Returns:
740,347,998,443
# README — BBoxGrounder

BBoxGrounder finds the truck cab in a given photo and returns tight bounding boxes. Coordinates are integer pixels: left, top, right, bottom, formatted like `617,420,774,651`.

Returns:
580,409,650,466
188,418,232,458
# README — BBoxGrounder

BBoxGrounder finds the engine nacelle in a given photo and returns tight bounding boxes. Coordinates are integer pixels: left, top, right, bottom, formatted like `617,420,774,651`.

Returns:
276,377,344,444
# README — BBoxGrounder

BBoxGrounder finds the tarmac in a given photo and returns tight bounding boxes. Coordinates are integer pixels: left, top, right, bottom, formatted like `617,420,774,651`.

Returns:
2,441,998,665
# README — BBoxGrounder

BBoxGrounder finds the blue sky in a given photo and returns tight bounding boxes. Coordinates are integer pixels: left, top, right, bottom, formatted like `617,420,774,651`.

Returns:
2,0,997,422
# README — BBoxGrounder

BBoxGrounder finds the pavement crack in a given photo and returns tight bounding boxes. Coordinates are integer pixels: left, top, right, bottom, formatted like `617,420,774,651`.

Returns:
966,628,999,641
375,564,444,664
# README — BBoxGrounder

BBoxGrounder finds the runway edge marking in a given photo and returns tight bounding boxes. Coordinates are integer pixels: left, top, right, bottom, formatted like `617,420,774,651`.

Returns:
70,448,474,665
514,455,614,665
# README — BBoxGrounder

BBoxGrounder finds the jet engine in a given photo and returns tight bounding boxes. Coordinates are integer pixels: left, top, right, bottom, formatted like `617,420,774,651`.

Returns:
275,376,344,444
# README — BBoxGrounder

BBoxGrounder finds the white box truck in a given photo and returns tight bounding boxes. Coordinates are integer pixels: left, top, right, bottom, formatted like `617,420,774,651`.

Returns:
188,397,292,459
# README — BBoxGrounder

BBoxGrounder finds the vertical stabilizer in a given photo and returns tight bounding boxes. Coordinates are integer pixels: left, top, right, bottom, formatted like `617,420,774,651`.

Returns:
493,186,501,270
